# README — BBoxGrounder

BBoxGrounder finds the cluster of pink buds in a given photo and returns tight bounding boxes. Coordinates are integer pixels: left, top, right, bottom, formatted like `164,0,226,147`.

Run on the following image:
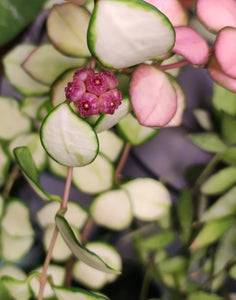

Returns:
65,67,122,117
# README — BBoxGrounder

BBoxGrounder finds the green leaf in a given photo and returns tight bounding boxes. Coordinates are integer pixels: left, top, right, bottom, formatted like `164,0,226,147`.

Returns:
190,217,234,250
52,285,108,300
88,0,175,69
188,133,227,153
14,147,51,201
188,291,223,300
142,230,174,250
158,256,188,274
116,113,158,146
0,0,46,46
213,83,236,116
220,147,236,164
221,113,236,144
2,276,32,300
0,145,10,187
201,167,236,195
40,102,99,167
201,186,236,221
55,214,121,274
177,188,193,242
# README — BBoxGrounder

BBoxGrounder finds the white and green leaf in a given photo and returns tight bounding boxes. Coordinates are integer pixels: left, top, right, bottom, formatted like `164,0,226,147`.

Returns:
40,102,99,167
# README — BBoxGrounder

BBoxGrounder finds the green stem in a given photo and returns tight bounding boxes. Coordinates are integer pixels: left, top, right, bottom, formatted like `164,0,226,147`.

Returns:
37,167,73,300
158,59,190,71
2,164,20,200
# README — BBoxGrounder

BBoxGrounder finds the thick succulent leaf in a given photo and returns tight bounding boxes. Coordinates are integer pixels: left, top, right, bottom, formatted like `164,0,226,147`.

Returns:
201,186,236,222
53,285,108,300
196,0,236,32
172,26,209,65
20,96,49,120
2,276,32,300
14,147,51,201
187,133,227,153
0,145,10,187
1,229,34,262
55,214,120,274
90,189,133,230
122,178,171,221
116,113,158,145
1,199,34,237
190,217,234,250
0,97,31,141
130,64,177,127
22,43,87,85
220,148,236,164
193,109,213,131
72,242,121,289
51,69,76,107
94,96,131,133
201,167,236,195
215,27,236,79
98,131,124,162
213,83,236,116
88,0,175,69
37,201,88,229
144,0,188,26
0,265,26,280
72,154,114,194
9,133,47,171
208,55,236,93
3,44,49,96
165,78,186,127
30,265,65,299
40,102,99,167
47,3,91,57
0,0,46,46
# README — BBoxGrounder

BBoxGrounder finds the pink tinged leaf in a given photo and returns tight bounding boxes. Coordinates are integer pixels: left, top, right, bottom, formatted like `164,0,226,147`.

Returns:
130,64,177,127
196,0,236,33
144,0,188,26
208,55,236,93
215,27,236,79
165,80,186,127
172,26,209,65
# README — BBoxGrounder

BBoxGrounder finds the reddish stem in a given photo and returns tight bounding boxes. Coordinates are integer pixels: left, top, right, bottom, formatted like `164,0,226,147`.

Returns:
159,59,190,71
37,167,73,300
115,142,131,183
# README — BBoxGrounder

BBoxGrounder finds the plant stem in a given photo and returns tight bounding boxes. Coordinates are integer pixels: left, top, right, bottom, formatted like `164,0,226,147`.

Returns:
114,142,131,183
90,56,96,70
158,59,190,71
37,166,73,300
81,217,94,244
2,164,19,200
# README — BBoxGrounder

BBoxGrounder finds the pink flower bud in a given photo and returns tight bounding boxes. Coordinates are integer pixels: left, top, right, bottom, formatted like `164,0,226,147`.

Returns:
73,67,93,82
98,89,122,114
65,80,86,102
77,93,99,117
102,71,118,89
86,72,109,96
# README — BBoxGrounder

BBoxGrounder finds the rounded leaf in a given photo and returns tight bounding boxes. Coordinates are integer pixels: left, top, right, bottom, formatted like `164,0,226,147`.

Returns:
40,102,99,167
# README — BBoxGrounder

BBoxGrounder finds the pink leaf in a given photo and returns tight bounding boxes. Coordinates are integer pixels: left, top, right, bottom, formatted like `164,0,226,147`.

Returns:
144,0,188,26
165,80,185,127
172,26,209,65
208,55,236,93
215,27,236,79
196,0,236,32
130,64,177,127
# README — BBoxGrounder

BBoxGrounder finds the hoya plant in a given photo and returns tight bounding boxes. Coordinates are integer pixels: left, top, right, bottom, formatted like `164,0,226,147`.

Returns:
1,0,236,299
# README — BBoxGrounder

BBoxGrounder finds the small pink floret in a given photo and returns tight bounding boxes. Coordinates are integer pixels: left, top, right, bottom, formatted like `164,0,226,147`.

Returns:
98,89,122,114
65,80,86,102
73,67,93,82
86,72,109,96
102,71,119,89
77,93,99,117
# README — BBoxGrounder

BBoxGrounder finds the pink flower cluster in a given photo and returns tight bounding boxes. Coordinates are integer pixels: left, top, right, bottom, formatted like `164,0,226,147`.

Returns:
65,67,122,117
